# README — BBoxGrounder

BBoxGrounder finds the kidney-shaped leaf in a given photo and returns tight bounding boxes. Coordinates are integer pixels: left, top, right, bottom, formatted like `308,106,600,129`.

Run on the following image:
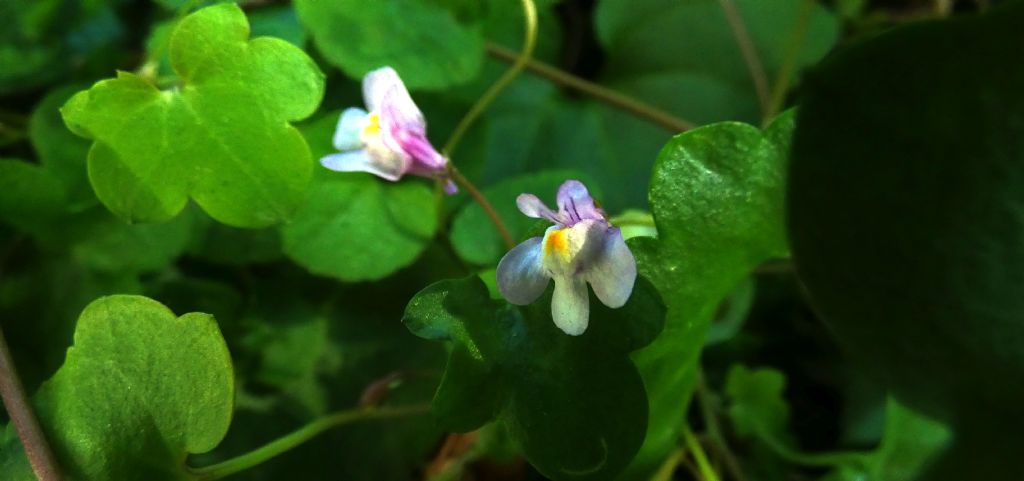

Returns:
0,295,234,480
403,276,665,481
61,3,324,227
623,114,792,478
294,0,483,90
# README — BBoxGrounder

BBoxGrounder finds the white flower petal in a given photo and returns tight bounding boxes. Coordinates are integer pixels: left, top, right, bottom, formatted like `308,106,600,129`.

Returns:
363,66,424,130
551,276,590,336
320,151,402,181
497,237,550,305
333,108,368,151
585,228,636,308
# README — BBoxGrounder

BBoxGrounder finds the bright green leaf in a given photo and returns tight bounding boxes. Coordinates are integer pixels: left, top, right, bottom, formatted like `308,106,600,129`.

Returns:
623,113,792,478
403,276,665,481
61,3,324,227
282,111,439,282
294,0,484,90
449,169,600,265
0,295,234,480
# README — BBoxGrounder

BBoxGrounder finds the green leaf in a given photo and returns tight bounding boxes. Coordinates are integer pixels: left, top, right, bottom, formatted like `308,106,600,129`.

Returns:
828,399,951,481
725,364,792,442
0,158,68,234
0,295,234,480
294,0,484,89
187,214,283,266
403,276,665,481
787,5,1024,478
449,169,600,265
68,207,194,274
282,111,439,282
595,0,839,124
623,113,792,478
29,85,96,210
61,3,324,227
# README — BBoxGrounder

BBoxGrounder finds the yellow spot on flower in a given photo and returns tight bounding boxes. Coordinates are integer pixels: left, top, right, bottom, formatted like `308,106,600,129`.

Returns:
363,112,381,136
544,228,570,259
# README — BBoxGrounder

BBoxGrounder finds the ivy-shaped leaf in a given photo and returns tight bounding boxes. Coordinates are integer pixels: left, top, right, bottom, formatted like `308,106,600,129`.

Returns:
0,295,233,480
449,169,600,266
294,0,484,89
282,111,439,282
0,158,67,235
622,113,792,478
403,276,665,481
61,3,324,227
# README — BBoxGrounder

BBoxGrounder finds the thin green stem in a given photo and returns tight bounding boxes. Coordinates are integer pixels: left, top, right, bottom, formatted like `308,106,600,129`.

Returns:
486,43,694,132
188,404,431,481
448,165,514,250
696,369,747,481
443,0,537,156
765,0,815,121
0,328,63,481
650,447,686,481
683,427,721,481
717,0,771,118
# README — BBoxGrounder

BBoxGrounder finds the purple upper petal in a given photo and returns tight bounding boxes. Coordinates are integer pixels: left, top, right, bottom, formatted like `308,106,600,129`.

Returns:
497,237,550,305
516,194,562,224
557,180,605,224
584,227,636,308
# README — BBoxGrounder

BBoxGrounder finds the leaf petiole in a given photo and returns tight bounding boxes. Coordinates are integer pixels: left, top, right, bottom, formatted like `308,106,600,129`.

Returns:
188,404,431,481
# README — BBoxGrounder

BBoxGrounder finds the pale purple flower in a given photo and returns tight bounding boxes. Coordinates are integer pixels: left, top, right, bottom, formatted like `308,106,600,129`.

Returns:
496,180,637,335
321,66,456,193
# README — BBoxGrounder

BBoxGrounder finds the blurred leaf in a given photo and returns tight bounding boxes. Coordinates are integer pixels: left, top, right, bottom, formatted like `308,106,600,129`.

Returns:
623,112,792,479
0,158,67,234
403,276,665,481
294,0,484,89
61,3,324,227
827,399,951,481
595,0,839,124
69,207,193,274
449,169,598,265
787,4,1024,478
0,0,123,94
187,214,283,265
725,364,792,442
28,85,96,211
0,295,233,480
283,112,439,282
706,278,755,345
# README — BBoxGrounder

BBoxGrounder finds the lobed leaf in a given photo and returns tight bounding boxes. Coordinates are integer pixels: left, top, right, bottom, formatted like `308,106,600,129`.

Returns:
0,295,234,480
623,112,793,478
403,276,665,481
61,3,324,227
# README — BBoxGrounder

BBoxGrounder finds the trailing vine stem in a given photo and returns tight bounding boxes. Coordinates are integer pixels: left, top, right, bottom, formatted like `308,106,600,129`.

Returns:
443,0,537,156
448,165,515,250
188,404,431,481
485,44,695,133
0,328,63,481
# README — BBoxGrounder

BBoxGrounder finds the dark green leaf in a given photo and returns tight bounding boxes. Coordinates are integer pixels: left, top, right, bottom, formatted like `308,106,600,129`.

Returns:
403,276,665,480
787,5,1024,478
28,85,95,210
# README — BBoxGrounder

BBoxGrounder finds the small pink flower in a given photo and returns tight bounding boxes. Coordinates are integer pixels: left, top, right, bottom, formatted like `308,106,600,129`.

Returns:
321,67,456,193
